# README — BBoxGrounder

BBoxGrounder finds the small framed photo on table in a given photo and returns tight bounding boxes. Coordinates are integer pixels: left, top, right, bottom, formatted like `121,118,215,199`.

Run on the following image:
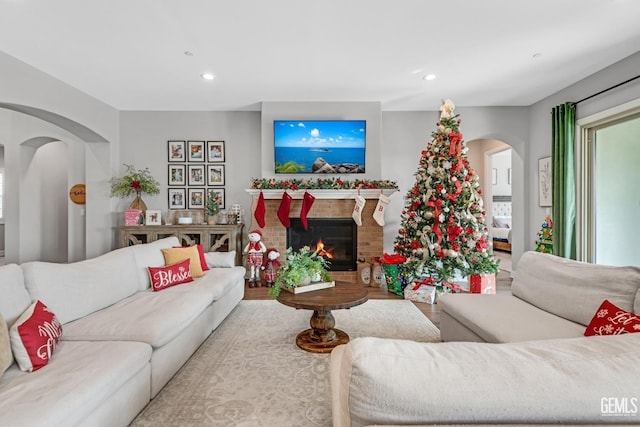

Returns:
207,141,225,162
188,165,206,186
168,140,186,162
168,165,186,186
207,164,225,186
145,210,162,225
208,188,225,210
168,188,186,209
188,140,206,162
188,188,206,209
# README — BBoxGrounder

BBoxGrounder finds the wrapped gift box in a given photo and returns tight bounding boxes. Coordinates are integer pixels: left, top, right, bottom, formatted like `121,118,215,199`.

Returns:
468,273,496,294
124,209,141,226
404,283,437,304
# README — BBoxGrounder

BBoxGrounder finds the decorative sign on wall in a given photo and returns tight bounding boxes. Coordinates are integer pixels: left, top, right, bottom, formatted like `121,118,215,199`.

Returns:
167,140,226,210
69,183,86,205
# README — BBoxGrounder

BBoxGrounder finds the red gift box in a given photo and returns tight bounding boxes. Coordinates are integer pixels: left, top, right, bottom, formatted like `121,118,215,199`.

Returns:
125,209,141,226
468,273,496,294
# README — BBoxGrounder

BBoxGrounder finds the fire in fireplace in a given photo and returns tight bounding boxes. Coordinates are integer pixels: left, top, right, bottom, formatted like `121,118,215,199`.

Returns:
287,218,357,271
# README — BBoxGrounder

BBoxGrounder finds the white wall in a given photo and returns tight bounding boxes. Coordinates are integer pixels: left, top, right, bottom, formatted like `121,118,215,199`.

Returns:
491,149,512,197
527,51,640,250
119,111,261,238
0,51,119,261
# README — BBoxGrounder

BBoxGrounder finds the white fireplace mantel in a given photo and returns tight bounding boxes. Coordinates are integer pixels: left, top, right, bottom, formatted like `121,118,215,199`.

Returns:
245,189,398,200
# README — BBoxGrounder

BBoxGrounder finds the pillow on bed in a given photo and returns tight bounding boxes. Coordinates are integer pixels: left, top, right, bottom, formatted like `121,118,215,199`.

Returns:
493,216,511,228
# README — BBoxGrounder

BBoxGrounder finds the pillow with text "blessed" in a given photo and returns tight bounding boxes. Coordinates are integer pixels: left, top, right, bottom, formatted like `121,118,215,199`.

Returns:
10,300,63,372
148,258,194,291
162,246,204,277
584,299,640,336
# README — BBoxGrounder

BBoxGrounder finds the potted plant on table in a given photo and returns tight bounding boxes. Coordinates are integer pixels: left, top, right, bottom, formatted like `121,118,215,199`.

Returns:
205,193,220,225
109,164,160,215
268,246,332,297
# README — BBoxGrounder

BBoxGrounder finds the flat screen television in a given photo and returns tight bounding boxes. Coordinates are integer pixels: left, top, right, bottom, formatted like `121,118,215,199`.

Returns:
274,120,366,174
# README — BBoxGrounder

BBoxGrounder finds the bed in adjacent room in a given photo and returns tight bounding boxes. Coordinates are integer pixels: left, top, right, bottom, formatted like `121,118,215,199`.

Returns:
491,196,512,252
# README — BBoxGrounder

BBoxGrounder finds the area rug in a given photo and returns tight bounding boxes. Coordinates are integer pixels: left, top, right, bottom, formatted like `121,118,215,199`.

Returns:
130,299,440,427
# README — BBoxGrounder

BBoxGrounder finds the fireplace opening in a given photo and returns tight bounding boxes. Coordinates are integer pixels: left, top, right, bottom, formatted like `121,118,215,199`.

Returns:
286,218,357,271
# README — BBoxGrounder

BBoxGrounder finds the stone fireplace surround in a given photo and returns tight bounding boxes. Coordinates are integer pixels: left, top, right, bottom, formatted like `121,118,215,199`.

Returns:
247,189,396,283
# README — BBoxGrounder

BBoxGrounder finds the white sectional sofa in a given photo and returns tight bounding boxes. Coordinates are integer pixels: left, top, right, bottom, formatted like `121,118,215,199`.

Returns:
0,236,245,427
330,251,640,426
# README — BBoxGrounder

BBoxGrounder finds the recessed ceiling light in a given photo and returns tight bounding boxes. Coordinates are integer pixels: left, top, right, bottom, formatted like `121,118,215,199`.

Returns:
184,51,194,56
532,52,542,59
201,73,215,80
423,74,436,81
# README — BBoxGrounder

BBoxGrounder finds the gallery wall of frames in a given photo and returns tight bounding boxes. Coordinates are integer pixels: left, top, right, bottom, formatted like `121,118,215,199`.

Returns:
167,140,226,210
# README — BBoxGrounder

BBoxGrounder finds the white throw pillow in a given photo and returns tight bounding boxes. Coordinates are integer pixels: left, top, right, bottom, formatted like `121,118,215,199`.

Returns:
204,251,236,268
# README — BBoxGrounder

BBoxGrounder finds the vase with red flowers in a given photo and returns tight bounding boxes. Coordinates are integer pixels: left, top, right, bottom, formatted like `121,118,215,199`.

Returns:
109,164,160,216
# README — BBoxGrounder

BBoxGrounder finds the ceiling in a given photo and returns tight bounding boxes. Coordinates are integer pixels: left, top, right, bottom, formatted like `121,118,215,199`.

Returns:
1,0,640,111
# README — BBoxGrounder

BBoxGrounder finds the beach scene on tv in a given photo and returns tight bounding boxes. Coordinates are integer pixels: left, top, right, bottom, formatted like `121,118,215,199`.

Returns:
274,120,366,174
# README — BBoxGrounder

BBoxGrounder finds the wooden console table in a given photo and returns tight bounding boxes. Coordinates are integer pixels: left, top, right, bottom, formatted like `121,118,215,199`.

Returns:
118,224,244,266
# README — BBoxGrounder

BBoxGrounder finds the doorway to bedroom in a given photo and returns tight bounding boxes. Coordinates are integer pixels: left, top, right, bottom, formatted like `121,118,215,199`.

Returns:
490,148,512,272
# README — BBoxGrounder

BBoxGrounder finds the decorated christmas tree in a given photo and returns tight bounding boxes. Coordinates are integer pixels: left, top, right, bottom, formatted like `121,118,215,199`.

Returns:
394,100,499,282
535,215,553,254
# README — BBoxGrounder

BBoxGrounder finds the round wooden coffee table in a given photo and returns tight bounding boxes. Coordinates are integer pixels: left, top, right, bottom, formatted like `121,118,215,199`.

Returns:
277,282,369,353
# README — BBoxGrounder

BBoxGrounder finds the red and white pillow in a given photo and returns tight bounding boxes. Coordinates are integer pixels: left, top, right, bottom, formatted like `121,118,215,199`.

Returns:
584,299,640,336
148,258,194,291
10,300,63,372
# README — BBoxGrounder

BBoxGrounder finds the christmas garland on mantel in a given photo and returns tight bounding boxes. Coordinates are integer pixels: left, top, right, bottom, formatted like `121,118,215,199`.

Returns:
250,177,398,191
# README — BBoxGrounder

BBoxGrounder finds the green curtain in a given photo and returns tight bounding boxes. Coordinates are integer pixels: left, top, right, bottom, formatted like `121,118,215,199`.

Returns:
551,103,576,259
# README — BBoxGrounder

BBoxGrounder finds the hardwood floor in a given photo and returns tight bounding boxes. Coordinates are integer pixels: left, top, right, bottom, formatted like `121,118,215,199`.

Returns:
243,270,513,328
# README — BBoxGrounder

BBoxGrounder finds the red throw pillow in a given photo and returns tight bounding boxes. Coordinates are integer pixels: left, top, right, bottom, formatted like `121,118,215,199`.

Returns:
9,300,63,372
148,258,194,291
172,244,209,272
584,299,640,336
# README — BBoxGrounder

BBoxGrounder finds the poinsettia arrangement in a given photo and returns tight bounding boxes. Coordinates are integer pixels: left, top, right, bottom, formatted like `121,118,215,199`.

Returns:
110,164,160,198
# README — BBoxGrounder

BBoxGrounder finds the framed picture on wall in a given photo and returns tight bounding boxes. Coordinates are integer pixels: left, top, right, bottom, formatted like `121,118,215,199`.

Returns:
187,140,206,162
168,188,186,209
188,188,205,209
207,141,225,162
168,165,185,186
187,165,206,186
539,156,552,207
168,140,186,162
207,164,225,186
208,188,225,210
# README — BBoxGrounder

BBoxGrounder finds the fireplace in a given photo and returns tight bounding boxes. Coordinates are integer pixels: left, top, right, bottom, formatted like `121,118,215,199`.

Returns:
287,218,357,271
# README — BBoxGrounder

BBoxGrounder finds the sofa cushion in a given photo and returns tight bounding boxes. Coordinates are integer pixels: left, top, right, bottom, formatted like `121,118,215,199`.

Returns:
0,264,32,326
0,340,151,427
21,246,141,324
438,294,586,343
60,290,211,348
130,236,181,291
160,266,246,302
204,250,236,268
9,301,63,372
512,251,640,326
162,246,204,277
148,259,194,291
0,315,12,378
331,334,640,426
584,299,640,336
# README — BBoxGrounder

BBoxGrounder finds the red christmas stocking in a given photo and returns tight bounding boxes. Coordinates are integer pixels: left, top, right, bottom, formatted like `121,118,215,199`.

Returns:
277,191,292,228
300,191,316,230
254,191,266,228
